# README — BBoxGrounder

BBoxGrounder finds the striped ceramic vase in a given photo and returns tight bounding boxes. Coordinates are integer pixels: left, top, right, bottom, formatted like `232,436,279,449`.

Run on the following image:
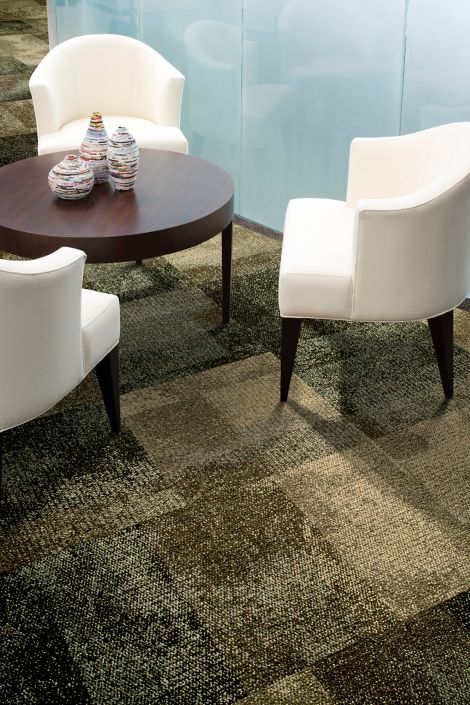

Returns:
48,154,94,200
107,126,139,191
79,112,109,184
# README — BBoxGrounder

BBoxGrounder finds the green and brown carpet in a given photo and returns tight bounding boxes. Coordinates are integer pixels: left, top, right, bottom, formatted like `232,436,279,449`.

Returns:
0,0,47,166
1,4,470,704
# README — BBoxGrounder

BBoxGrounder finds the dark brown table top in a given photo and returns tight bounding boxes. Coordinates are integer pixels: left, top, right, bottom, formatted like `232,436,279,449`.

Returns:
0,149,234,263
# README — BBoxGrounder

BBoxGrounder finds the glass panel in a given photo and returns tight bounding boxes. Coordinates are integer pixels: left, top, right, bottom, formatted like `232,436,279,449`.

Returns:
81,0,140,38
401,0,470,133
46,0,59,47
140,0,242,211
240,0,408,230
53,0,84,44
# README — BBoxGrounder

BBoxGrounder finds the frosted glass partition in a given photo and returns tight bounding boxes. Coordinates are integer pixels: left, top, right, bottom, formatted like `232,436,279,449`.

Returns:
47,0,140,40
140,1,242,210
241,0,407,228
47,0,470,233
401,0,470,133
83,0,140,37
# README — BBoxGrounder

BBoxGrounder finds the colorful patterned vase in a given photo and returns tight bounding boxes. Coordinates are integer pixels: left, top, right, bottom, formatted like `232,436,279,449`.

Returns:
48,154,94,200
79,112,109,184
107,126,139,191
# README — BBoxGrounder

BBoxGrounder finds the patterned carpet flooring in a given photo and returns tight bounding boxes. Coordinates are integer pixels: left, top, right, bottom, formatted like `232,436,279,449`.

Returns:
1,4,470,704
0,0,46,166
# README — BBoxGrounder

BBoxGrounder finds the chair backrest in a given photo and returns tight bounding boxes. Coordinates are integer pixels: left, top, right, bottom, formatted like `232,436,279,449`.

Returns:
30,34,182,135
0,248,86,433
352,122,470,321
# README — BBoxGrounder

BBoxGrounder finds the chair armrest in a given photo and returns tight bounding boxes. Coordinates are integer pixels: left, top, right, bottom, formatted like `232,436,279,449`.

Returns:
156,70,185,127
29,47,80,140
134,51,185,127
0,247,86,275
29,74,62,139
352,173,470,321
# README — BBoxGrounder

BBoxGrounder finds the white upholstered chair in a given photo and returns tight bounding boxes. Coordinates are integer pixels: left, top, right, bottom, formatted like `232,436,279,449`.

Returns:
279,122,470,401
29,34,188,156
0,248,120,491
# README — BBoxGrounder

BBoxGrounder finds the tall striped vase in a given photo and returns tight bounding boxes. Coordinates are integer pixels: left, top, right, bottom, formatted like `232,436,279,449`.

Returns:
79,112,109,184
107,126,139,191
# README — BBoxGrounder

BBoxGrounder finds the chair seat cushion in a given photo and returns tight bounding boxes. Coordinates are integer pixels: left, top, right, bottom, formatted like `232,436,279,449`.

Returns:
279,198,355,319
38,116,188,155
81,289,120,375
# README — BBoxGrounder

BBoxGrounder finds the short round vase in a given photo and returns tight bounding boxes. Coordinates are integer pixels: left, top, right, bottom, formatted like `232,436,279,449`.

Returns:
79,111,109,184
107,126,139,191
48,154,94,200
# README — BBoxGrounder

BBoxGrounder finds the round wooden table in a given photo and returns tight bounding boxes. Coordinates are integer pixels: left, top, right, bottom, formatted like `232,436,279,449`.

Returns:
0,149,234,323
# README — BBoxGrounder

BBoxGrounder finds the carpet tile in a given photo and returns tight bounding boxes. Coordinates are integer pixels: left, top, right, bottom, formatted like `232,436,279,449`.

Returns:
83,257,188,303
0,32,48,65
376,407,470,528
0,97,35,134
0,73,30,100
5,525,246,705
0,18,29,33
0,1,45,10
150,494,397,692
0,132,36,165
0,54,30,74
442,590,470,630
121,354,365,497
313,606,470,705
0,402,174,570
1,572,92,704
455,306,470,351
238,670,334,705
119,288,227,393
273,443,470,619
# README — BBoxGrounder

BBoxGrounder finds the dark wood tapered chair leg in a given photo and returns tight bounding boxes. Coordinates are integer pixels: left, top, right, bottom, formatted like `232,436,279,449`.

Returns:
281,317,302,402
428,309,454,399
222,222,233,325
95,345,121,432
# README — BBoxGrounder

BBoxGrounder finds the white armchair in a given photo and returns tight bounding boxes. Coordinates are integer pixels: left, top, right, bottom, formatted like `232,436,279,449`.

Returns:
29,34,188,155
279,122,470,401
0,248,120,492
